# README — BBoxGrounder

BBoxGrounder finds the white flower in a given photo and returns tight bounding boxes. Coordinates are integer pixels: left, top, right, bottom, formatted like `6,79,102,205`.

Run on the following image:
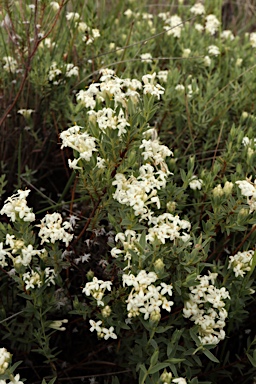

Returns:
0,242,10,267
0,189,35,222
37,212,73,246
189,176,203,190
50,1,60,10
66,12,80,21
60,125,98,161
195,23,204,32
10,373,24,384
89,319,102,332
17,109,34,118
164,15,183,38
250,32,256,48
183,271,230,345
49,319,68,331
172,378,187,384
157,70,169,83
65,63,79,77
190,3,205,15
175,84,185,92
0,347,11,374
140,138,173,165
228,250,254,277
204,56,211,67
140,53,153,63
3,56,18,73
236,179,256,197
205,14,220,35
23,270,42,290
102,326,117,340
221,30,234,40
142,73,165,99
208,45,220,56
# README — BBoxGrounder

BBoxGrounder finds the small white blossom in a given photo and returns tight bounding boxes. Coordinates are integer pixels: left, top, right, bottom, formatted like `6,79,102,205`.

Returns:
0,190,35,222
228,250,254,277
208,45,220,56
17,109,34,118
250,32,256,48
37,212,73,246
189,176,203,190
60,125,98,161
140,53,153,63
0,347,11,374
190,3,205,15
205,14,220,35
164,15,183,38
221,30,234,40
50,2,60,10
3,56,18,73
66,12,80,21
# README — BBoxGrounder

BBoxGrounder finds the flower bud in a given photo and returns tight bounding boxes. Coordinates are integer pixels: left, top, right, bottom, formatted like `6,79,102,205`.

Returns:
166,201,176,213
223,181,233,195
150,310,161,323
101,305,112,318
86,270,94,281
154,258,165,274
160,370,172,384
212,184,223,197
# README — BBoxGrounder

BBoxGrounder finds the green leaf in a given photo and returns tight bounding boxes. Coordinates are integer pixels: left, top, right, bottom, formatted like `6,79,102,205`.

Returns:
246,352,256,368
150,349,159,367
148,362,171,374
167,358,185,364
202,348,220,363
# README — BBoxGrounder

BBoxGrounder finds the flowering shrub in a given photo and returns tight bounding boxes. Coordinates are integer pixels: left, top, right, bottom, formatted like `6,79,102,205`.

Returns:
1,1,256,383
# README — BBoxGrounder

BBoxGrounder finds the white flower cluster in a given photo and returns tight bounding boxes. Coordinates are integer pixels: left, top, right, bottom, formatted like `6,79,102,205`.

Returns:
112,163,169,221
140,138,173,166
0,347,11,374
0,347,23,382
111,230,141,268
82,276,112,306
160,369,187,384
189,175,203,190
147,213,191,244
82,27,100,45
89,320,117,340
23,267,56,290
3,235,45,269
123,270,174,322
250,32,256,48
37,212,73,246
142,73,165,99
3,56,18,73
236,178,256,213
48,62,79,85
221,30,234,40
205,14,220,35
242,136,256,147
208,45,220,56
0,374,24,384
140,53,153,63
78,68,136,108
0,190,35,222
228,250,254,277
190,3,205,16
88,107,130,136
183,271,230,345
163,15,183,38
60,125,98,168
